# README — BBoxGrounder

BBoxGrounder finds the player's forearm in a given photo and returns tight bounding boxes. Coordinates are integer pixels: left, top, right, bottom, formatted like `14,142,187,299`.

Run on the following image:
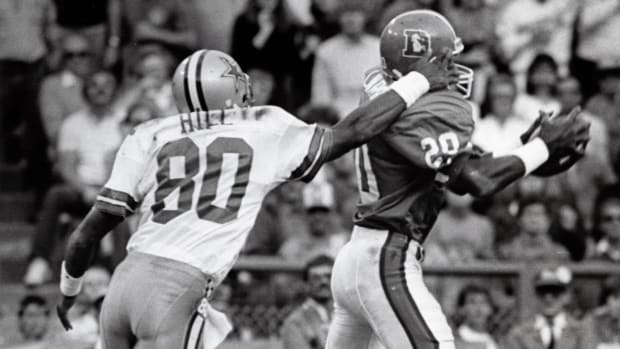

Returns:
327,72,429,160
61,209,123,295
454,139,549,197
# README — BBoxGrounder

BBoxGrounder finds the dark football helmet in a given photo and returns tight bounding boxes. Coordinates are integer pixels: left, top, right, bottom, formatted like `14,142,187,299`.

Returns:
380,10,474,98
172,50,253,112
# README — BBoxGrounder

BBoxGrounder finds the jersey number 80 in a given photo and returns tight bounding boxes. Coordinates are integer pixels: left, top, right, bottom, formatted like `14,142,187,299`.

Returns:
151,137,254,224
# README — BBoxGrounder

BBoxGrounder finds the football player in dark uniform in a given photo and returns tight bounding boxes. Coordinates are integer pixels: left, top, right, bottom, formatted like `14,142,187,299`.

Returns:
326,10,590,349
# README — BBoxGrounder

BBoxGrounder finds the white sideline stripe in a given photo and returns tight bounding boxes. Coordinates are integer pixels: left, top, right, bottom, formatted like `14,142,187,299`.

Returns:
403,242,455,348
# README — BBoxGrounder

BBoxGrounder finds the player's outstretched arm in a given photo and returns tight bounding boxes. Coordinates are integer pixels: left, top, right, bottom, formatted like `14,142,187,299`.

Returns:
451,108,590,197
57,208,124,330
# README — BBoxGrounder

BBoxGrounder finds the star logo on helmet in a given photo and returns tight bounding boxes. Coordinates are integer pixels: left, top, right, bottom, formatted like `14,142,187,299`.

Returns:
220,57,246,93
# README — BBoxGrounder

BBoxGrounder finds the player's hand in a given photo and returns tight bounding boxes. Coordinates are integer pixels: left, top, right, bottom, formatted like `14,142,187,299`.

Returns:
393,47,455,91
56,295,76,331
538,106,590,155
419,47,456,91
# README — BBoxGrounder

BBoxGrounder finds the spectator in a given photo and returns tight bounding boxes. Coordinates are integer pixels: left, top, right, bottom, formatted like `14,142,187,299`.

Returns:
290,0,341,108
0,0,56,203
453,284,499,349
311,1,380,117
123,0,197,63
439,0,497,104
503,265,585,349
39,33,93,153
378,0,439,35
498,197,571,261
23,70,124,286
513,54,561,124
496,0,577,89
52,0,121,68
549,77,616,227
472,74,531,155
425,191,496,264
279,181,347,262
585,68,620,169
231,0,297,107
581,275,620,347
248,68,276,106
3,295,52,348
548,202,588,261
243,181,307,255
586,187,620,262
281,255,334,349
116,50,176,116
573,0,620,98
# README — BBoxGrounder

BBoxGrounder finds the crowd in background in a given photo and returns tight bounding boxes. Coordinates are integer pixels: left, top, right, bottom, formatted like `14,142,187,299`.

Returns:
1,0,620,347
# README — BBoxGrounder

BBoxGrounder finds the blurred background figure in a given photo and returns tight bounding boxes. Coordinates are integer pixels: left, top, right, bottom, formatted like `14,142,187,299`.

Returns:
23,70,123,286
586,187,620,262
503,266,584,349
39,33,93,160
572,0,620,99
440,0,498,104
281,255,334,349
311,1,380,117
2,295,51,348
452,283,499,349
51,0,121,68
116,50,176,116
247,68,276,106
585,68,620,173
0,0,56,208
581,275,620,347
231,0,297,108
513,54,561,123
498,197,570,261
472,73,529,155
496,0,577,89
123,0,197,64
425,191,496,264
279,181,347,263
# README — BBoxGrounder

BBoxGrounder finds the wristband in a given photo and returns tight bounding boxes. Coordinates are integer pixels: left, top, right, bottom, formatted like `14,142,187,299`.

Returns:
389,71,430,108
510,137,550,175
60,261,84,297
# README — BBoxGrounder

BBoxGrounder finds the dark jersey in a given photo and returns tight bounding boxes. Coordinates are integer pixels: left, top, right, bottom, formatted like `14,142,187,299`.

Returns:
354,88,474,243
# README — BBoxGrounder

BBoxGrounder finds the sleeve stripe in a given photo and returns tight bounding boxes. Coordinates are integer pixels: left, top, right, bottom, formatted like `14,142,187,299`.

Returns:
99,188,138,210
95,199,131,218
289,127,323,180
300,129,333,183
96,196,135,213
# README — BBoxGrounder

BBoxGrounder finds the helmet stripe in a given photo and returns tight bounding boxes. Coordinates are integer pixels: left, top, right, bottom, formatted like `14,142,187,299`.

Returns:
195,50,210,112
183,56,195,111
186,51,204,111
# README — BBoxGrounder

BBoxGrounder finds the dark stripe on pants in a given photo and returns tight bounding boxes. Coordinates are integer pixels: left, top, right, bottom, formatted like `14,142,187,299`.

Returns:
379,232,439,349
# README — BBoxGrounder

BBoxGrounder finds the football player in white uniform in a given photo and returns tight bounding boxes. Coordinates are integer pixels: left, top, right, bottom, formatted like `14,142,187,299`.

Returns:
55,49,452,348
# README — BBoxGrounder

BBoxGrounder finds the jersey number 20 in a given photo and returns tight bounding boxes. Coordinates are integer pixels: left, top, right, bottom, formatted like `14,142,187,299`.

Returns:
151,137,253,224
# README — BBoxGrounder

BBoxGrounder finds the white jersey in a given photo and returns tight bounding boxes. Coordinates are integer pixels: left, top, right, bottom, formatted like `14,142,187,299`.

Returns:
95,106,331,283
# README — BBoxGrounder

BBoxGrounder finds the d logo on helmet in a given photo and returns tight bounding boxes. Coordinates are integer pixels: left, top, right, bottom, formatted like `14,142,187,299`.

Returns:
402,29,431,58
